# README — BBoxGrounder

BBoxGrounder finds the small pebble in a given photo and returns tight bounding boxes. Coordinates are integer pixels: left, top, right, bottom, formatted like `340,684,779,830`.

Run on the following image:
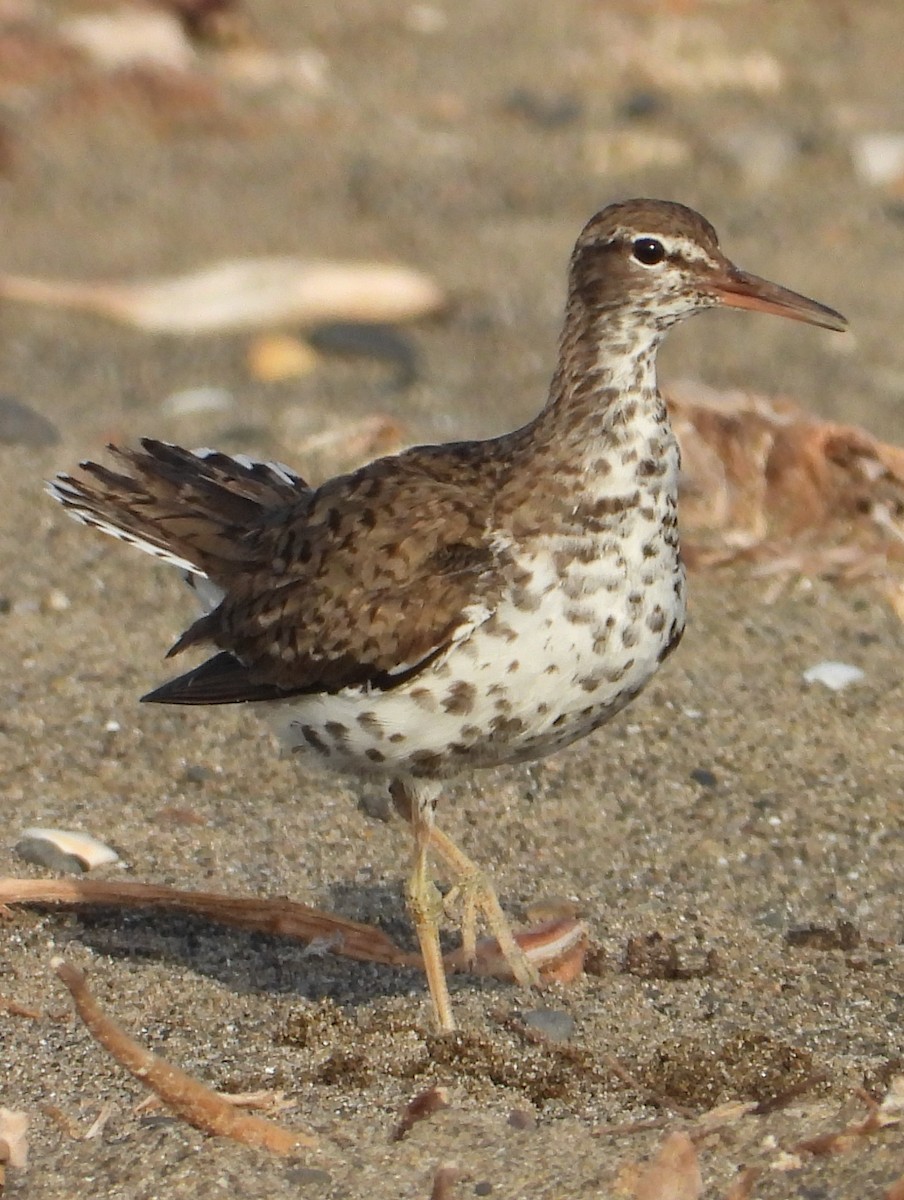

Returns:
503,88,583,128
181,763,216,786
617,90,666,120
0,395,60,447
520,1007,575,1043
802,661,865,692
851,132,904,186
308,322,419,391
15,839,85,874
247,335,318,383
41,589,70,613
690,767,717,788
282,1165,333,1188
404,5,447,35
358,792,393,823
712,124,798,188
160,387,235,417
507,1108,537,1131
15,828,120,873
584,130,689,176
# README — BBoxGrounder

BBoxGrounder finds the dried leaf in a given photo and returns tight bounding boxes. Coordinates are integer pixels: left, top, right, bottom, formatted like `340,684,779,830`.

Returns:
392,1085,449,1141
633,1131,703,1200
0,258,445,333
669,382,904,608
0,1108,28,1169
430,1165,460,1200
247,333,318,381
885,1172,904,1200
723,1167,761,1200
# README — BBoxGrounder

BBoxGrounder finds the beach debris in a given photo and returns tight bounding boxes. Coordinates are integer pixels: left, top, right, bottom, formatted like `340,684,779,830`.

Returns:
430,1165,460,1200
632,1130,702,1200
14,828,119,874
59,9,196,73
160,386,235,416
392,1084,449,1141
0,1109,28,1168
134,1086,294,1117
584,129,690,176
51,957,314,1154
519,1007,575,1044
246,333,319,382
503,87,583,129
4,876,419,969
793,1080,903,1157
723,1168,761,1200
83,1102,115,1141
216,45,330,93
786,920,861,952
154,0,252,47
0,1107,28,1193
624,932,718,982
0,396,60,447
887,1174,904,1200
669,382,904,613
851,133,904,187
802,661,865,691
597,12,783,95
0,995,41,1020
0,875,587,986
40,588,70,614
0,258,445,333
711,123,799,190
460,916,589,984
308,322,420,390
281,413,409,467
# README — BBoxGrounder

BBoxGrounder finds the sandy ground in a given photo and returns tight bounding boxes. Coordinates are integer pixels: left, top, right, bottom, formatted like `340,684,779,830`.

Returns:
1,2,902,1196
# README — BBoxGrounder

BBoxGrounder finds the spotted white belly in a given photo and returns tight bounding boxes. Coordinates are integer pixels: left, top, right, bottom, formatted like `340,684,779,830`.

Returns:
269,520,685,779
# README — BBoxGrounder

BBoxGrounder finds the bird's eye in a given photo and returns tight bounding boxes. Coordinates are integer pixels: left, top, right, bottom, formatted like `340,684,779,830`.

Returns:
632,237,666,266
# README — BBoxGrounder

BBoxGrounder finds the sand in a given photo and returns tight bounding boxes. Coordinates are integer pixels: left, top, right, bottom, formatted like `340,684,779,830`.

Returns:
1,2,902,1196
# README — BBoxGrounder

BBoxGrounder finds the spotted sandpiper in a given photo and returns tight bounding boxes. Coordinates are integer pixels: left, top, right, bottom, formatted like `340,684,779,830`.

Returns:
49,200,847,1031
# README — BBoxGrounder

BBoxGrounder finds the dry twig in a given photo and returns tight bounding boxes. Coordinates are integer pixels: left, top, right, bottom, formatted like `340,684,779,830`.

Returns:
392,1085,449,1142
430,1165,460,1200
52,957,314,1154
0,876,586,982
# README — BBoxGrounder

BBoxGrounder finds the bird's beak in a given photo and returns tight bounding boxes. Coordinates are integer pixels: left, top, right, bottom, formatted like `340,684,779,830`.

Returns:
709,266,848,332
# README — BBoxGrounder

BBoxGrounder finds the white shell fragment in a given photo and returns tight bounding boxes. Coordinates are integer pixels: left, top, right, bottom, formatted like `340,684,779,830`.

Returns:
0,259,446,334
14,828,120,873
0,1107,29,1169
161,387,236,417
802,661,865,692
59,10,196,72
851,133,904,186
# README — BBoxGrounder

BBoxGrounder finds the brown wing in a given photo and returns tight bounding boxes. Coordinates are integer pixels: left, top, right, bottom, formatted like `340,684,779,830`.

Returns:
164,446,505,698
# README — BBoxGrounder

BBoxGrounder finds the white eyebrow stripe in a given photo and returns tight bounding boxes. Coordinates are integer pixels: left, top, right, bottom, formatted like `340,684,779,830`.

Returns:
617,229,719,267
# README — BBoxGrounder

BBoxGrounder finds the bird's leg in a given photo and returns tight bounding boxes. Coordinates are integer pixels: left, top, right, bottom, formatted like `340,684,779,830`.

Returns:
426,825,540,989
392,779,456,1032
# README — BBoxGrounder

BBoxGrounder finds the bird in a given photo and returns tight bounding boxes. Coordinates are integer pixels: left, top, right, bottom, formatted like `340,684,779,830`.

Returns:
48,200,847,1032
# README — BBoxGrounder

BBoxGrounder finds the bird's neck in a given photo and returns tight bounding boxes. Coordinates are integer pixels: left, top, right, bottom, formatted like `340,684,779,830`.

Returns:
521,300,668,458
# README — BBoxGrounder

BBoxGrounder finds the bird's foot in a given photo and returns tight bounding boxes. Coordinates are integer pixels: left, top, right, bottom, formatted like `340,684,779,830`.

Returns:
428,828,541,989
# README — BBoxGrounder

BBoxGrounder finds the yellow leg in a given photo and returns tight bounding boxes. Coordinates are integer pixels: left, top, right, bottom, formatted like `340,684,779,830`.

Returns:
427,825,540,989
393,779,457,1032
405,820,456,1032
391,778,541,1028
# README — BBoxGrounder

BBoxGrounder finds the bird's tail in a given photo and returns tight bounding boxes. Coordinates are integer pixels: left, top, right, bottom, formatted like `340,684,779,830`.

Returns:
47,438,309,582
